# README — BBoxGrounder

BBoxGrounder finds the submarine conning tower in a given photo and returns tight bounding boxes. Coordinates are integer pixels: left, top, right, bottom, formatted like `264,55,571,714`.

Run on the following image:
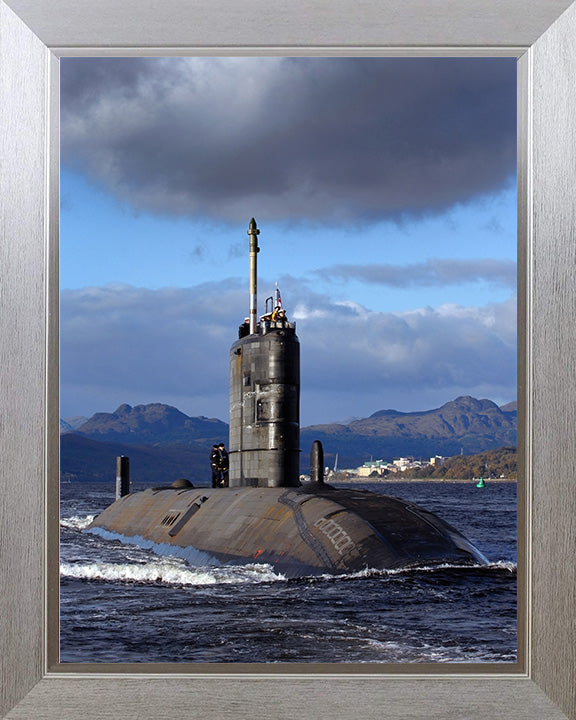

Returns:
229,218,300,488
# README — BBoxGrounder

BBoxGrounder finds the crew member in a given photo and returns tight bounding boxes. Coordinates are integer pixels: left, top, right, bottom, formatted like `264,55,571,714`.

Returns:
210,444,221,488
218,443,229,487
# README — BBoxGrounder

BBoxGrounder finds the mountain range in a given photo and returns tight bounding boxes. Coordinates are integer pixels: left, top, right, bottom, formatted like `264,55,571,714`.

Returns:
73,403,228,446
61,396,516,485
301,395,517,465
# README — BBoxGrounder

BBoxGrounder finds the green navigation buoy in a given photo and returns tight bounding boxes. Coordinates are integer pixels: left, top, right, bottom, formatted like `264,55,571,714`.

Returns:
476,477,486,488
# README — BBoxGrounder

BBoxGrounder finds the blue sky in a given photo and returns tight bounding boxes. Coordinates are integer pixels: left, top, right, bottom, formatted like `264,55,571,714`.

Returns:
60,57,517,426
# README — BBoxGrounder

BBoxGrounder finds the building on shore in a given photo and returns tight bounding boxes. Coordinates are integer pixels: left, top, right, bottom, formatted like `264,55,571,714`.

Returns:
350,455,445,477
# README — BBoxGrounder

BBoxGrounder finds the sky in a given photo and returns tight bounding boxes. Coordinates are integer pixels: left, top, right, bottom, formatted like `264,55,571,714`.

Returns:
60,56,517,426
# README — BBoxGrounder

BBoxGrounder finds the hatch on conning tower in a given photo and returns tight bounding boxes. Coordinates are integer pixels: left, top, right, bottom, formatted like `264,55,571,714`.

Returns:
228,219,300,488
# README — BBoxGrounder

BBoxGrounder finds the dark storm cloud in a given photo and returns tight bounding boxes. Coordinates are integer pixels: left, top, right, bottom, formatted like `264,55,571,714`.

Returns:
320,258,517,289
60,57,516,223
60,282,516,424
59,57,161,107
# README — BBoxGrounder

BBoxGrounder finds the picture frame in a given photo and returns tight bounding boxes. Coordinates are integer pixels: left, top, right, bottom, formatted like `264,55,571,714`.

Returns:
1,1,575,718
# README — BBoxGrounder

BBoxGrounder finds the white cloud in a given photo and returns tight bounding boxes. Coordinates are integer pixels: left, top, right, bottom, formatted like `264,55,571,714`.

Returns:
61,283,516,424
320,258,517,290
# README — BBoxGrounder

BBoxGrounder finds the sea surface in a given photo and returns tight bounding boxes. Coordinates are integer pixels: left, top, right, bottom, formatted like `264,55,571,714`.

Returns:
60,480,517,664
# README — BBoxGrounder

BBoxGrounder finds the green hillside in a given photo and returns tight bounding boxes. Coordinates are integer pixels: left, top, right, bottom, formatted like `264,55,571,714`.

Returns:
402,446,517,480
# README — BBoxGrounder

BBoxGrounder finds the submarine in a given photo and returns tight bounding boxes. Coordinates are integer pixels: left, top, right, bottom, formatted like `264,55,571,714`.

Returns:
87,219,487,578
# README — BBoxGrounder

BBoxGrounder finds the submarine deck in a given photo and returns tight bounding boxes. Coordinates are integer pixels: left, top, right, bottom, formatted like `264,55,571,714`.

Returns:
87,483,487,578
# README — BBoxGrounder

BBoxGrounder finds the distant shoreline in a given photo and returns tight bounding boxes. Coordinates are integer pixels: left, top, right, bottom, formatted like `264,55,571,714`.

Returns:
334,476,517,484
62,476,517,486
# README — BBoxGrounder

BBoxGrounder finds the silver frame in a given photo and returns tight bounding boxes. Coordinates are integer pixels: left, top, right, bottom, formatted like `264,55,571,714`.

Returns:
1,1,575,718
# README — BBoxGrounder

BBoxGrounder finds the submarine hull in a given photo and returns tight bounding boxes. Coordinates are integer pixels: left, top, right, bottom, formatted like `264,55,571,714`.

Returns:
85,220,488,577
87,484,487,578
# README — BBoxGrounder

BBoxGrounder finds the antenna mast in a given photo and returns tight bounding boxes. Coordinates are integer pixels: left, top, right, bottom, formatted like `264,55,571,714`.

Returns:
247,218,260,334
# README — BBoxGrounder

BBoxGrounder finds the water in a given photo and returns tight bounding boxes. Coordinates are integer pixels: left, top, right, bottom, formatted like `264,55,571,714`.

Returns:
60,481,516,664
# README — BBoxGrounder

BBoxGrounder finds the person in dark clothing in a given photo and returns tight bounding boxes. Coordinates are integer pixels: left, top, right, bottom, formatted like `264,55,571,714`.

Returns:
218,443,229,487
210,444,221,488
